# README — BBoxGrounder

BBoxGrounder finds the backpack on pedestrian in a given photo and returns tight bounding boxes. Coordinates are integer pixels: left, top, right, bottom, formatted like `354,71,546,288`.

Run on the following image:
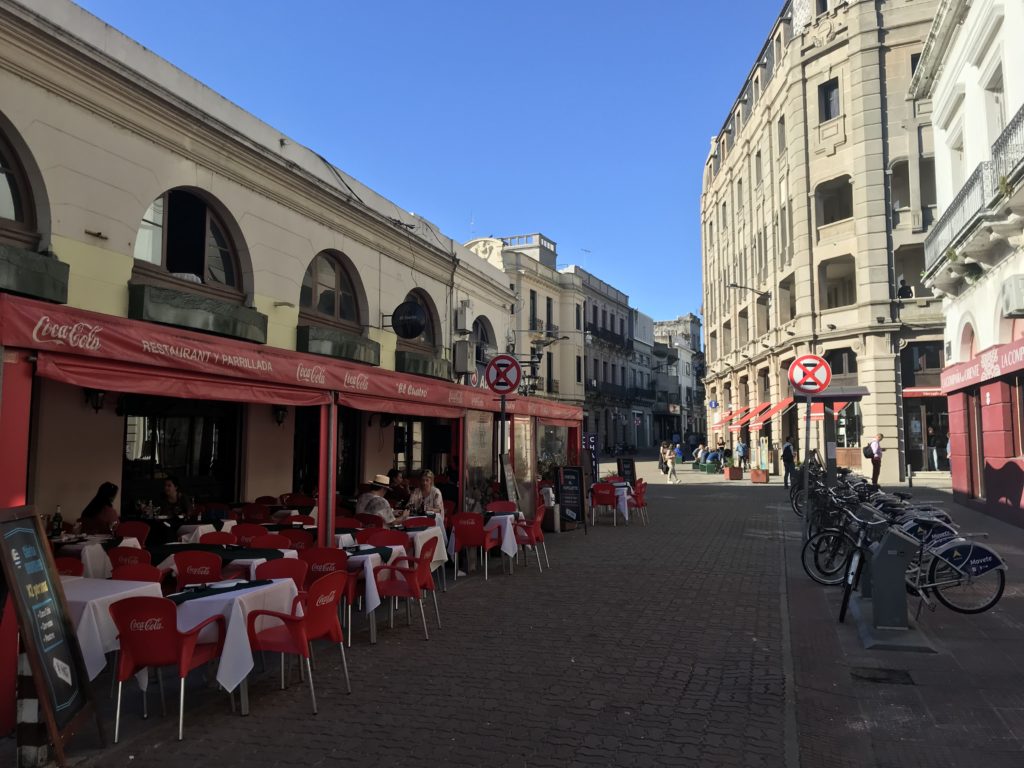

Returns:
862,445,873,459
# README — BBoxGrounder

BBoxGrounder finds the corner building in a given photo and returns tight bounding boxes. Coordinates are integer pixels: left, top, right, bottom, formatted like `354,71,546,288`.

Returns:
700,0,943,482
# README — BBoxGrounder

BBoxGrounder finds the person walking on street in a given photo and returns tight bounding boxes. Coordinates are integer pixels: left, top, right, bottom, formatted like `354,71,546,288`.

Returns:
927,426,938,471
735,440,748,470
781,436,796,488
665,445,680,484
870,433,884,486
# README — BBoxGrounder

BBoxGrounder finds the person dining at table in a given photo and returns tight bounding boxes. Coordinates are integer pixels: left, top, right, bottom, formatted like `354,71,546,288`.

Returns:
79,481,121,535
357,474,407,525
384,468,410,508
406,469,445,522
157,475,193,519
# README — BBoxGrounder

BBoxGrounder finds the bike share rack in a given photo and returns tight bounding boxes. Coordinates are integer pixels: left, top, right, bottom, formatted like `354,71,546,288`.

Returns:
847,512,936,653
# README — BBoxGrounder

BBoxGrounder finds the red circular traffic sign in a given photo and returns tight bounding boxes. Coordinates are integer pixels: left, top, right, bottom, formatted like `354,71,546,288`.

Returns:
484,354,522,394
788,355,832,394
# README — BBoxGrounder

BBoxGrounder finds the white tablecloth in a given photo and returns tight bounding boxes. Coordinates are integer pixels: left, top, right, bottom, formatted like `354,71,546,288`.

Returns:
177,520,237,543
156,548,298,580
347,544,406,614
447,514,520,559
62,576,163,680
613,482,633,522
58,536,141,579
406,527,447,571
172,579,297,693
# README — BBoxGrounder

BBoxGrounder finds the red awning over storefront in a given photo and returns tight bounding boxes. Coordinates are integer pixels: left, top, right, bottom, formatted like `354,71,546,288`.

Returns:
538,417,579,428
750,397,795,431
335,391,464,419
0,294,582,423
729,403,769,432
810,402,848,421
902,386,943,398
37,353,331,406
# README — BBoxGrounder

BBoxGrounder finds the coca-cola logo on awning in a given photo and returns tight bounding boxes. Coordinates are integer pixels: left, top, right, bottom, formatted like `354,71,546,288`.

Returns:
129,618,164,632
343,372,370,391
296,363,327,385
32,316,103,351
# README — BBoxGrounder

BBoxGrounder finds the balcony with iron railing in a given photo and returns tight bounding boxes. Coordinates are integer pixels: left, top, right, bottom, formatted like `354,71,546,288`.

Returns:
529,316,544,332
547,378,559,395
924,161,995,271
585,321,629,348
629,385,657,403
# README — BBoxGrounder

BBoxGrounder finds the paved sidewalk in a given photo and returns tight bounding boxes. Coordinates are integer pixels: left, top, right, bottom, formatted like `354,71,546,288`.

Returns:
11,462,1024,767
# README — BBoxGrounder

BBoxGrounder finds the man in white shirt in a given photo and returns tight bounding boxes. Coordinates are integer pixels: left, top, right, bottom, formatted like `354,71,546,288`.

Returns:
870,434,884,486
356,474,401,524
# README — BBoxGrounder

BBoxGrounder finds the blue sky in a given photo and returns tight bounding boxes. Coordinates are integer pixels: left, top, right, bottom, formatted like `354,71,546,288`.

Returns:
75,0,782,321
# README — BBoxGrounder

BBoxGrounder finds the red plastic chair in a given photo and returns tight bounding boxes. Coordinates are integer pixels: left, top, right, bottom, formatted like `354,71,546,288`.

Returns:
241,503,271,523
173,551,222,591
353,529,377,545
278,529,314,551
450,513,501,581
514,507,550,571
54,557,84,576
364,529,409,548
404,516,434,528
298,548,359,647
199,531,237,545
246,572,351,713
111,564,164,583
486,500,518,514
251,533,290,549
108,546,152,569
355,513,384,529
282,494,316,507
255,558,309,593
108,596,226,742
254,495,279,506
116,521,150,545
202,502,231,519
374,538,440,639
231,523,266,546
627,482,649,526
334,516,362,531
590,483,619,527
605,475,624,483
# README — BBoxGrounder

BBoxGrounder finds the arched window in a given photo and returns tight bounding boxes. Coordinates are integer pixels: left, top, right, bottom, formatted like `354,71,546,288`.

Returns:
471,316,493,366
300,251,360,327
0,126,38,248
132,189,241,292
403,290,437,347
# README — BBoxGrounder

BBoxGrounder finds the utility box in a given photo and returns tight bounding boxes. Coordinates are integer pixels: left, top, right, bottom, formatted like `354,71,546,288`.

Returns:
453,340,475,375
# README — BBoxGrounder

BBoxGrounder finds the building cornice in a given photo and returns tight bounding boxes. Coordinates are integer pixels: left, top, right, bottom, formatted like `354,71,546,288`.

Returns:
907,0,965,100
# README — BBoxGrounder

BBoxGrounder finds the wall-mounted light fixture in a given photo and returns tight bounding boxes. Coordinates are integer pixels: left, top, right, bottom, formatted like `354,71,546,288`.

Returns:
272,404,288,427
83,388,105,413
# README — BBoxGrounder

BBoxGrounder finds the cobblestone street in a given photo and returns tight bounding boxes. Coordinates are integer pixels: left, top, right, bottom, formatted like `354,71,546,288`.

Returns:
40,462,1024,767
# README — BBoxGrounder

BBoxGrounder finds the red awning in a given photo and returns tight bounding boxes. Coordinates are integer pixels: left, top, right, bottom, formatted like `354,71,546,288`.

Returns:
335,391,464,419
729,403,770,432
36,353,332,406
811,402,849,421
711,409,733,427
902,387,943,398
538,417,579,428
750,397,795,431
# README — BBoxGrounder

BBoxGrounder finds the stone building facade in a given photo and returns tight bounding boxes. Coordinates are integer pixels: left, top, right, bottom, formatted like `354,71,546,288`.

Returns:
700,0,944,481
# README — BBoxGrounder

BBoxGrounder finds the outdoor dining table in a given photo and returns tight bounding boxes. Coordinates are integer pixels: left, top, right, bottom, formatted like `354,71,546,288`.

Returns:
61,575,164,680
177,519,238,542
54,535,142,578
343,543,407,644
592,481,634,523
151,543,299,579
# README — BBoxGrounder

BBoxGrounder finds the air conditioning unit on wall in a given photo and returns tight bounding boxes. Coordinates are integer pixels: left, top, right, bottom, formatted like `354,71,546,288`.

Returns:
1000,275,1024,318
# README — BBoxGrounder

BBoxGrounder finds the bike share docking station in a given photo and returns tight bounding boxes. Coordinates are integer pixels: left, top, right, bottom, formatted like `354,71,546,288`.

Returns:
847,515,936,653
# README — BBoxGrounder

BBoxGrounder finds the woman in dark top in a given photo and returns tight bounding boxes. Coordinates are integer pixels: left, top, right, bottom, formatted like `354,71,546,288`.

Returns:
158,475,193,519
80,481,120,535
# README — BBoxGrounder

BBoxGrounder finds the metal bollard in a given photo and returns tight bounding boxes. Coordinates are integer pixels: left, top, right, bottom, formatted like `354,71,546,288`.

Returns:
906,462,913,488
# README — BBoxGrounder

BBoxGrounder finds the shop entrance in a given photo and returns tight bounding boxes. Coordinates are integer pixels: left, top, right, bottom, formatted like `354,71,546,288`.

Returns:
121,395,241,510
292,405,361,500
903,397,949,472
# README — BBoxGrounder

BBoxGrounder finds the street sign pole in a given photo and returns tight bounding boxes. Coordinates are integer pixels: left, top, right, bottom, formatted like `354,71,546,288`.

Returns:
802,393,812,540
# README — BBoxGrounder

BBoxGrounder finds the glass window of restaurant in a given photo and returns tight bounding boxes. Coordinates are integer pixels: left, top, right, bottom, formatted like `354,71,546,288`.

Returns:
122,395,240,511
463,410,497,512
395,418,454,478
536,424,568,484
513,414,536,513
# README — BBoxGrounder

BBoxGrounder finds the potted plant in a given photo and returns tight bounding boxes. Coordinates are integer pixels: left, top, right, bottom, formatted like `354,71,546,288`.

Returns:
750,467,769,483
724,456,743,481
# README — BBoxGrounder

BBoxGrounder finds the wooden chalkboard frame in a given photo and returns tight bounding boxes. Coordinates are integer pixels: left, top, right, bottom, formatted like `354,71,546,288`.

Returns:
556,466,587,535
500,454,521,509
0,506,103,766
616,457,637,486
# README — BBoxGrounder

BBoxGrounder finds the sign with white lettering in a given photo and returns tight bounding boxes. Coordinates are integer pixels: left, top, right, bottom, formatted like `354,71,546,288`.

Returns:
0,507,100,765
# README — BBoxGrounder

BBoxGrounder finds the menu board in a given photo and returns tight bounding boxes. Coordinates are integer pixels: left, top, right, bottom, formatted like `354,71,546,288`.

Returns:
0,506,98,764
556,467,586,529
500,454,521,508
616,457,637,486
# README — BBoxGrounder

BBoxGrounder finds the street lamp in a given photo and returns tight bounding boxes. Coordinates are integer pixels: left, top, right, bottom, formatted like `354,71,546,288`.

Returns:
727,282,771,303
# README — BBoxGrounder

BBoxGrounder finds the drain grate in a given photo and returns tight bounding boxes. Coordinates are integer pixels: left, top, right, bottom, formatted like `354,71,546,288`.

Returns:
849,667,915,685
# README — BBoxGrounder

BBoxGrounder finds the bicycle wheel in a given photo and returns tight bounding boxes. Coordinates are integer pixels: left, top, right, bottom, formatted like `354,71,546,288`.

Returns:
801,530,855,586
792,489,809,518
927,556,1006,614
838,549,863,624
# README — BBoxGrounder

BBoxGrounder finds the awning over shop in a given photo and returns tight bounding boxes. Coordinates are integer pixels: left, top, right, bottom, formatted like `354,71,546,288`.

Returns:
902,387,944,398
811,402,848,421
335,391,464,420
711,409,734,427
750,397,795,431
36,353,331,406
538,417,579,428
729,403,770,432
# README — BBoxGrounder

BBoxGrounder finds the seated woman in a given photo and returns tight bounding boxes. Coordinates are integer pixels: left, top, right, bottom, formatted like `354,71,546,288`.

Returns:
356,474,406,525
384,468,410,508
406,469,445,521
80,482,120,535
158,475,193,519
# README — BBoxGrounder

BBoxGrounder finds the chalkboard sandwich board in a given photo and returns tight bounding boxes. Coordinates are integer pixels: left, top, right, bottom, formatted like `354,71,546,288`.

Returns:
556,467,587,534
500,454,522,509
616,457,637,486
0,506,103,766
